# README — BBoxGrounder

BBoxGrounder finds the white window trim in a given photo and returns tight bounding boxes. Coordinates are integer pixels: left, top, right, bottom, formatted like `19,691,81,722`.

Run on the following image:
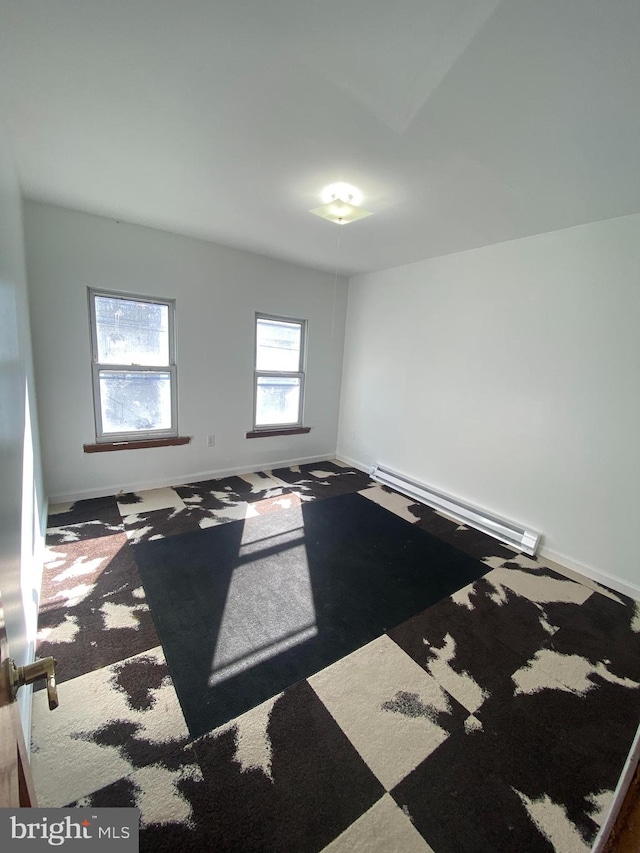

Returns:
253,312,307,431
89,288,178,443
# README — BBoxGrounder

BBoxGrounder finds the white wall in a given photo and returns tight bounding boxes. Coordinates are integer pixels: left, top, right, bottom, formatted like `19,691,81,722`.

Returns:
338,213,640,593
0,123,46,736
25,202,347,502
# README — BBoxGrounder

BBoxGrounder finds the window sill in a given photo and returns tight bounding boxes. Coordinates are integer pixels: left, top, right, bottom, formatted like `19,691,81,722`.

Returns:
245,427,311,439
83,436,191,453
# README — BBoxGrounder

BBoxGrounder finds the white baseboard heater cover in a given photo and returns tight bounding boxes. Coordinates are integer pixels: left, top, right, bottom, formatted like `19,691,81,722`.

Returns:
370,465,540,556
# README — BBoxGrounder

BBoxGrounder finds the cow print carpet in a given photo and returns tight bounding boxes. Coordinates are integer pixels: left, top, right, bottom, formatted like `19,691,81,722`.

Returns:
131,490,490,737
31,461,640,852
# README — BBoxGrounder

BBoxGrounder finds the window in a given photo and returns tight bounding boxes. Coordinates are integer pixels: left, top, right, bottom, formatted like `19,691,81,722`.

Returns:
254,314,306,430
89,289,177,442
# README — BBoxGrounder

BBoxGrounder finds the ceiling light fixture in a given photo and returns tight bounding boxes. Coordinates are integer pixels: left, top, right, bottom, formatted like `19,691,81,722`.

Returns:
310,182,372,225
320,183,363,206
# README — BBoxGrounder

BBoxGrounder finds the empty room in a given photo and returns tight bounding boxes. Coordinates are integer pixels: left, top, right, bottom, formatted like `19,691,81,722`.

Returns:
1,2,639,851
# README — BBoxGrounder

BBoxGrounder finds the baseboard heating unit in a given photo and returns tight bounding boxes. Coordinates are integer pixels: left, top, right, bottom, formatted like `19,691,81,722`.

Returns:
370,465,540,556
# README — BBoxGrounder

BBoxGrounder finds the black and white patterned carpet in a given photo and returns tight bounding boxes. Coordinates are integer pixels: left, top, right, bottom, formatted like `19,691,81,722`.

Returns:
32,461,640,851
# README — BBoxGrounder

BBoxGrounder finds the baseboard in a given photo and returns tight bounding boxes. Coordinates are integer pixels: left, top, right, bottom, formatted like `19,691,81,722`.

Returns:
48,453,339,504
334,453,372,475
370,464,540,557
335,455,640,602
539,545,640,601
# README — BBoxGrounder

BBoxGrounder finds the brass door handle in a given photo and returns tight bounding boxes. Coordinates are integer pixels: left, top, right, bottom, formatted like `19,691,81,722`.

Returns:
6,657,58,710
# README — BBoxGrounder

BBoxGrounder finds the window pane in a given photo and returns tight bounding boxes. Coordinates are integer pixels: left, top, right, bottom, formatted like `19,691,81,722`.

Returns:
95,296,169,365
256,318,301,371
255,376,301,426
98,370,172,434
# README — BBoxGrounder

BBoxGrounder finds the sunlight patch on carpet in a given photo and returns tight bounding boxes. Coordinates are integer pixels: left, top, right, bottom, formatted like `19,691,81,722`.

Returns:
210,507,317,686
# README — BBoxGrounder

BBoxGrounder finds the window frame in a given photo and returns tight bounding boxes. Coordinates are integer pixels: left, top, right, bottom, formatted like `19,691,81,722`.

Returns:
88,288,178,443
253,312,307,431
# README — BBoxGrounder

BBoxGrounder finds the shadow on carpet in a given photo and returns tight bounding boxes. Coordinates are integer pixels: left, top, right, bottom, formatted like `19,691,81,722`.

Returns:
132,491,489,737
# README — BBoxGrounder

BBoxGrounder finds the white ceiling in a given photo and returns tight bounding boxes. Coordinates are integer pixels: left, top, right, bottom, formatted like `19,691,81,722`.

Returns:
1,0,639,275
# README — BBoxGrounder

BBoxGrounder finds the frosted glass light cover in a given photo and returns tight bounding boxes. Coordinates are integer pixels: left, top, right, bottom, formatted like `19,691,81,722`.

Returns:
309,200,372,224
320,183,363,206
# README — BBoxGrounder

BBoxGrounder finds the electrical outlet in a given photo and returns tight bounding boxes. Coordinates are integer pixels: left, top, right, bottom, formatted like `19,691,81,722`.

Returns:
207,434,215,447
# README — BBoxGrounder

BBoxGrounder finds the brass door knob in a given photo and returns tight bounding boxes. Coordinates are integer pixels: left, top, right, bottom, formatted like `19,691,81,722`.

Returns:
5,657,58,710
